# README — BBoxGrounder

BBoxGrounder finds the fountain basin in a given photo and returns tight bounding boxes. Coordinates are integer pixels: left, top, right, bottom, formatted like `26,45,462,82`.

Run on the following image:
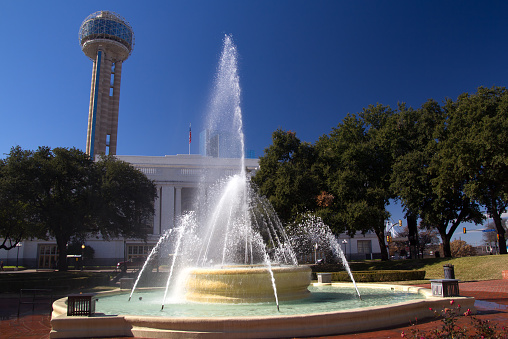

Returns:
50,283,476,338
185,265,311,303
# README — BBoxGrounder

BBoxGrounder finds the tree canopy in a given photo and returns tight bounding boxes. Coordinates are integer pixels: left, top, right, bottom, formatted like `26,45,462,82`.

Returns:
391,99,484,257
314,104,395,260
0,147,46,250
252,129,321,224
254,86,508,258
0,147,157,270
442,87,508,254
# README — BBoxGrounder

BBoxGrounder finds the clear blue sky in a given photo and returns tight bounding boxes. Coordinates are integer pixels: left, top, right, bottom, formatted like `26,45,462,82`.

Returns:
1,1,506,244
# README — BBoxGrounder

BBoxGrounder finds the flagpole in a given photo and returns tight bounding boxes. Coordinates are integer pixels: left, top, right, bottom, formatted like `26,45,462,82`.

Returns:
189,123,191,155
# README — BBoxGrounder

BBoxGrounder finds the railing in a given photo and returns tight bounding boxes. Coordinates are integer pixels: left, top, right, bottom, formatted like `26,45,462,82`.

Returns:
136,167,159,175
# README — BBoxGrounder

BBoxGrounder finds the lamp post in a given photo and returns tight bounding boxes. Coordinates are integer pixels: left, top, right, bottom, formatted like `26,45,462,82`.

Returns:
81,244,85,271
16,243,22,269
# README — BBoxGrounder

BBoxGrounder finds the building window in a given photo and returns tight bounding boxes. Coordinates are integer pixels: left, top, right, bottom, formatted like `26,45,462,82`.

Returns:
110,63,115,96
106,134,111,155
357,240,372,254
38,244,58,269
126,244,154,260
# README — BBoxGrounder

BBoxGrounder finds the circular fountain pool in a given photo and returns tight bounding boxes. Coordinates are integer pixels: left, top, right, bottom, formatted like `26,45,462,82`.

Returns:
96,284,424,317
50,283,476,339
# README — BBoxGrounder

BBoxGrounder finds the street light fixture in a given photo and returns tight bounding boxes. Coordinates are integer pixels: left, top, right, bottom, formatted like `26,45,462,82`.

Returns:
81,244,85,271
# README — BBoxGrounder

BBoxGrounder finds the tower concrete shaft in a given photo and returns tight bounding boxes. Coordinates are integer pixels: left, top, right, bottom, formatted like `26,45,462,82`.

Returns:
86,49,123,157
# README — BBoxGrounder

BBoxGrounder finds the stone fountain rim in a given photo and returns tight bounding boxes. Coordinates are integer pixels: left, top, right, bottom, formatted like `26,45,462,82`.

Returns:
187,264,311,275
50,283,476,338
51,282,451,317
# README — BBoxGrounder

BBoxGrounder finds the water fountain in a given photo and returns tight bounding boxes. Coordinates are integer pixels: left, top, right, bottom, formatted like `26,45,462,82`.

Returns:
125,35,316,310
50,35,475,339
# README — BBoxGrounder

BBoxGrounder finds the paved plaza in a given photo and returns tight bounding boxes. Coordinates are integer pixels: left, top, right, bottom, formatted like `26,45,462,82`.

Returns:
1,280,507,338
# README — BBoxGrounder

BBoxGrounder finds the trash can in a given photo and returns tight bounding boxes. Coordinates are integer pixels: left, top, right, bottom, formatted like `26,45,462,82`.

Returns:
443,264,455,279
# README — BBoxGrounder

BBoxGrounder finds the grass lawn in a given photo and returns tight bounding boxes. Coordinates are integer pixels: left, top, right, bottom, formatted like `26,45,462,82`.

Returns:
349,254,508,282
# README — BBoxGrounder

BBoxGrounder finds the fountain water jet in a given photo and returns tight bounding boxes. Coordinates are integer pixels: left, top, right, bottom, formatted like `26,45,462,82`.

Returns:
129,34,310,309
289,214,362,299
128,229,173,301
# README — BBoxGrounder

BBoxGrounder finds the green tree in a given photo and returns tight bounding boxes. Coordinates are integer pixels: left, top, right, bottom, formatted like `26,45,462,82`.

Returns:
19,146,98,270
0,147,45,250
316,104,395,260
387,103,424,259
391,100,483,257
252,129,321,224
443,86,508,254
0,146,157,270
93,155,158,240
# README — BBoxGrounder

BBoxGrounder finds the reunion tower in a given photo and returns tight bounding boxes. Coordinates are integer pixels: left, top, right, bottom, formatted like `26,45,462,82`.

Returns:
79,11,134,158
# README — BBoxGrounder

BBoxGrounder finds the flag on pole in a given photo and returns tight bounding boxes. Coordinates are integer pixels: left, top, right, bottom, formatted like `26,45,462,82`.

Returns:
188,123,192,155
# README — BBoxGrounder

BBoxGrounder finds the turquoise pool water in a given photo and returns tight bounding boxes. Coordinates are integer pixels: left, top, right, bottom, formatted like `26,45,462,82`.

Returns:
96,285,425,317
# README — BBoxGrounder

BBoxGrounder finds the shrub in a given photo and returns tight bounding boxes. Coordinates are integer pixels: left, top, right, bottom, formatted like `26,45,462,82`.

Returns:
313,270,425,282
402,300,508,338
451,240,477,257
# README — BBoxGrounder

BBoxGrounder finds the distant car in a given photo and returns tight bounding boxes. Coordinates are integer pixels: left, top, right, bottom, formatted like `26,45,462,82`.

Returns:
117,257,147,272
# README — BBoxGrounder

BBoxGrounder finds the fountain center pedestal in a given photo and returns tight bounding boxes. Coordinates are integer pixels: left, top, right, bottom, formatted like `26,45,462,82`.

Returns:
185,265,312,303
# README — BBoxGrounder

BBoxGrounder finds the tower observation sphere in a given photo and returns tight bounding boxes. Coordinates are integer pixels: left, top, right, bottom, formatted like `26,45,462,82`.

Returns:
79,11,135,158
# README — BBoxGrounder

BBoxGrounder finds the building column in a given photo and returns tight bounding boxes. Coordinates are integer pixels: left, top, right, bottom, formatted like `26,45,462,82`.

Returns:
175,187,182,220
153,186,161,235
161,186,175,233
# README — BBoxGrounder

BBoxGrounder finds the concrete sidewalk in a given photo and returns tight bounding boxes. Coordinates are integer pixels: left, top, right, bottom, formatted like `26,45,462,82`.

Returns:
1,280,507,338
